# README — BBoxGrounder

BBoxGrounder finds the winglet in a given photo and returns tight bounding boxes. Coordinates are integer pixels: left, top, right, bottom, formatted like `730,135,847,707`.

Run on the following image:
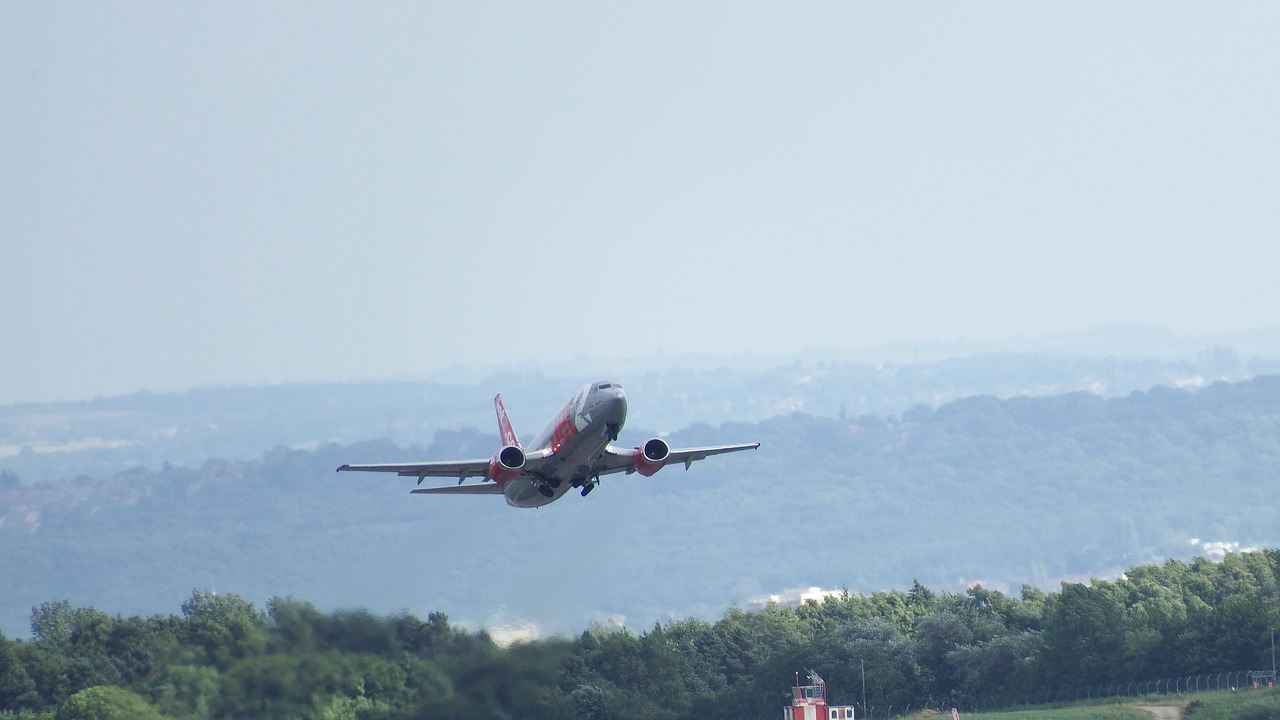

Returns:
494,394,520,447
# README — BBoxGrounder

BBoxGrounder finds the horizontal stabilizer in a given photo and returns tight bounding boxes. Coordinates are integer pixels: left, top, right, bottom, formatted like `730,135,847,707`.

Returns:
411,484,505,495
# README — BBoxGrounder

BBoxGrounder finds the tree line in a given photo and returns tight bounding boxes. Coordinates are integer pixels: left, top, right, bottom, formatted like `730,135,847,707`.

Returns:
2,550,1278,720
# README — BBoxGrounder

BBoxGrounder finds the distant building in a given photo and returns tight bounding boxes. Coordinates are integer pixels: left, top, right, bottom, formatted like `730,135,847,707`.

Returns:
750,586,844,610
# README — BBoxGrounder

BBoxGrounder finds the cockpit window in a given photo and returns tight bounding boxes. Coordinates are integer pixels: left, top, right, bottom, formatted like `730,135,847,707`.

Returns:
596,383,614,390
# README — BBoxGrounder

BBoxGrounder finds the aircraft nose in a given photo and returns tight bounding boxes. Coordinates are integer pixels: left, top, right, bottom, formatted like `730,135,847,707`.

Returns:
599,389,626,423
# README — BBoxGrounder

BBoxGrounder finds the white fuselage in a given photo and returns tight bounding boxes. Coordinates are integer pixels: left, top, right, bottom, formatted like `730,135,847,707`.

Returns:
501,381,627,508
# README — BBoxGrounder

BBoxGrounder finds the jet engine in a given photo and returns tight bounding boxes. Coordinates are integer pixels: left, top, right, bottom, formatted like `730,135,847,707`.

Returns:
632,438,670,476
488,445,525,482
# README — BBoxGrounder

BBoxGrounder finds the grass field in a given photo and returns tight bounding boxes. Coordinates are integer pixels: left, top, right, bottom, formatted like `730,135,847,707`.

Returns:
926,686,1280,720
1177,686,1280,720
947,706,1151,720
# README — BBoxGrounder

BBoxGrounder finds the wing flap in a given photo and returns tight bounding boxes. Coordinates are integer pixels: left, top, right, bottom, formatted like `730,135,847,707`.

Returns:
598,442,759,475
667,442,761,469
337,459,491,482
411,484,505,495
338,448,554,484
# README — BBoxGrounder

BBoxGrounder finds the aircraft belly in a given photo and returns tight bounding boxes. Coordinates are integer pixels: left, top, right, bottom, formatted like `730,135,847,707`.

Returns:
504,443,604,508
549,436,606,479
502,401,617,507
502,478,559,508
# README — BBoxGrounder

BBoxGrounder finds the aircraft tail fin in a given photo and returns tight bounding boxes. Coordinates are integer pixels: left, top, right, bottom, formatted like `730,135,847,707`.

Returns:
494,394,520,447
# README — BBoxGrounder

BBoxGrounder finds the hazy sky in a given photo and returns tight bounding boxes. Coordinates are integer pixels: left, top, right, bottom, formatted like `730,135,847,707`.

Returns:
4,3,1279,405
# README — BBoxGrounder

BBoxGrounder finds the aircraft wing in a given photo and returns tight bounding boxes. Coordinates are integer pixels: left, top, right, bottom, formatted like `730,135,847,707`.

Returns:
599,442,760,475
337,459,491,482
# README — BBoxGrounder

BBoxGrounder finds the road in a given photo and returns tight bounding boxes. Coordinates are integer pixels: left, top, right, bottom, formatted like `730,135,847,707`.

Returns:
1138,706,1179,720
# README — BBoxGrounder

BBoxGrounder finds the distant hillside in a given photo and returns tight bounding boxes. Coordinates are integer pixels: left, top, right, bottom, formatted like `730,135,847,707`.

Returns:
2,375,1278,638
3,346,1278,483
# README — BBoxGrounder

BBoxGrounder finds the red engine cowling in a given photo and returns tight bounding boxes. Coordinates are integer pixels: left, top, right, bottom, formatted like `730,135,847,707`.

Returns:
488,445,525,483
633,438,670,476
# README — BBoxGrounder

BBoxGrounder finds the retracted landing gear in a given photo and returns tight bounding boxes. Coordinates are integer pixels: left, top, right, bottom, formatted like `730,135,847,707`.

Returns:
533,475,560,498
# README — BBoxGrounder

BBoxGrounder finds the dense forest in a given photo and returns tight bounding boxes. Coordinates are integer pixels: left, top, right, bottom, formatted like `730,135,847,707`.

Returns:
2,550,1278,719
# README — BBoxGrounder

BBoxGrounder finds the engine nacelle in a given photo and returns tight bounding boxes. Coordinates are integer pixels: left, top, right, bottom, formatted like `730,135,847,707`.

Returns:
633,438,670,477
488,445,525,483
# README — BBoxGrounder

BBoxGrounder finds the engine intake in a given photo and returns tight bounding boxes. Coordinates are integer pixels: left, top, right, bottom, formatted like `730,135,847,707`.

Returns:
633,438,670,476
488,445,525,483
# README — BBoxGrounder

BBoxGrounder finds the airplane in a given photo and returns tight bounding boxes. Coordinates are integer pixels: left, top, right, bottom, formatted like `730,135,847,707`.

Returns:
337,380,759,508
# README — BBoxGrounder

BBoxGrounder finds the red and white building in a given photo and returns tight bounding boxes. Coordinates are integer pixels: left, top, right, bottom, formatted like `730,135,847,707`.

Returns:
783,670,855,720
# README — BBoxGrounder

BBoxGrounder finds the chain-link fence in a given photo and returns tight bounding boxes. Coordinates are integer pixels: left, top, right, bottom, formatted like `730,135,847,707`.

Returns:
1013,669,1275,707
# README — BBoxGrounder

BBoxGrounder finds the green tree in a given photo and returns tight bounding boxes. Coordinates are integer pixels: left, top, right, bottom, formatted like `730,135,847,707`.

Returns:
394,652,454,707
180,591,265,668
31,601,79,647
0,635,40,711
55,685,166,720
908,580,937,611
17,640,74,708
265,596,324,654
320,609,398,657
141,664,219,720
1039,581,1126,688
398,611,454,657
945,631,1042,706
215,651,409,718
101,616,159,685
813,616,919,714
913,608,978,702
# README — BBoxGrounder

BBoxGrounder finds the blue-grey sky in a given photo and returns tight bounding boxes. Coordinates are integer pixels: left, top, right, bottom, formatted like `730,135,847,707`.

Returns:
4,3,1279,405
